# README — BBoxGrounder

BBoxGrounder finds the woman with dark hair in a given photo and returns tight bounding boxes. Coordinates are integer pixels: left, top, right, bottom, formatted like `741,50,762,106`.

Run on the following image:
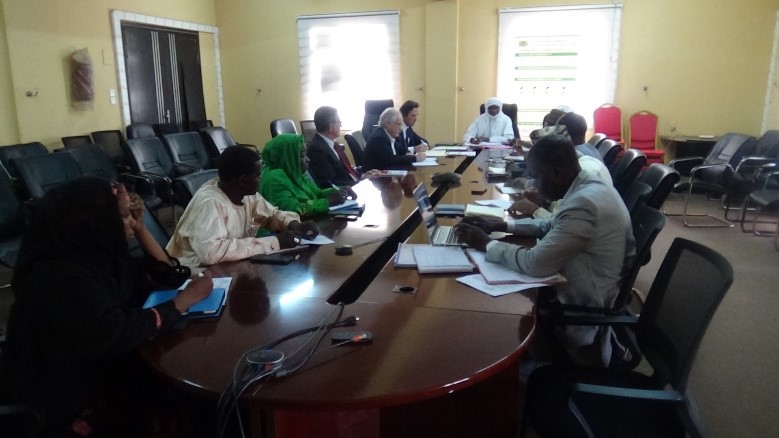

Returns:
0,177,212,436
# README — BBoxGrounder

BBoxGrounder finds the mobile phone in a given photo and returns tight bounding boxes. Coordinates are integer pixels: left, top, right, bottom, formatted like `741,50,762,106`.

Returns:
471,187,488,195
250,253,295,265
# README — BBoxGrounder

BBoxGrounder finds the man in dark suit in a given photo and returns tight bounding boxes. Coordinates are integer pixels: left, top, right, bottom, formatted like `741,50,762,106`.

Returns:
363,107,426,170
398,100,429,150
307,106,360,188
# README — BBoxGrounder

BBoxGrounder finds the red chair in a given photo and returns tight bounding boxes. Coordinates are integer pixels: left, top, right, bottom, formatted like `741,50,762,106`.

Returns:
593,104,622,143
629,110,665,165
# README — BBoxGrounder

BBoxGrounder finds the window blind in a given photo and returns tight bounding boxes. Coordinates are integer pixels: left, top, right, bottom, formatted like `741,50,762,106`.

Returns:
298,11,401,131
497,5,622,139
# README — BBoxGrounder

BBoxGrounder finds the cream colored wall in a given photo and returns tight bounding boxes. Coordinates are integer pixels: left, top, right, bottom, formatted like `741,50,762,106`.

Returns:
199,31,219,125
0,0,217,149
0,2,19,145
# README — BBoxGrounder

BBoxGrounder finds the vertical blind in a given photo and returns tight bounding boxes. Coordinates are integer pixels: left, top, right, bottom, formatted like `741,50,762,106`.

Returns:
298,11,401,131
497,5,622,139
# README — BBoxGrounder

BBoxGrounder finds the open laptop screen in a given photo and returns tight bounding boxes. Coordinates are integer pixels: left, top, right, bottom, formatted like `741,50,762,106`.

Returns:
413,183,438,240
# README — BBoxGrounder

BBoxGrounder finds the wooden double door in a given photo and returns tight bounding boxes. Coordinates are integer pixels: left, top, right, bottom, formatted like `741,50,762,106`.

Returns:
122,24,206,129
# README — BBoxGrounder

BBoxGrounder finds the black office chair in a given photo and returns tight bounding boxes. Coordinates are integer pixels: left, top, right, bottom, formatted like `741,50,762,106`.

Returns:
597,139,622,169
300,120,317,145
635,163,681,210
587,133,607,148
0,170,25,268
739,170,779,239
0,142,49,181
91,130,133,173
12,153,83,200
127,203,171,258
200,127,258,158
172,169,219,208
161,132,213,173
343,134,365,169
61,135,92,149
188,120,212,131
270,119,298,138
362,99,394,139
125,137,189,214
126,123,156,140
479,102,520,139
621,181,652,216
523,237,732,438
153,122,181,137
610,148,647,195
351,130,367,150
669,133,757,227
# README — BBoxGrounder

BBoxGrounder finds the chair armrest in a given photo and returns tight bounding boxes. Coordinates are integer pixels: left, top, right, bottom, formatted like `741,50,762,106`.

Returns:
117,172,154,195
735,156,773,173
571,383,685,402
139,172,172,187
689,163,732,180
549,314,638,327
173,163,201,176
669,157,704,176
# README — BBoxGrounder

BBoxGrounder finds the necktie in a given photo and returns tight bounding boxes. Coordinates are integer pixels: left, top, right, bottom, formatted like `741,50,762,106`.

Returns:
334,143,359,181
406,129,412,147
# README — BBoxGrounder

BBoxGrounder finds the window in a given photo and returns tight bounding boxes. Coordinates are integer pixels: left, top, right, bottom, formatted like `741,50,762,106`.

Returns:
497,5,622,138
298,11,400,131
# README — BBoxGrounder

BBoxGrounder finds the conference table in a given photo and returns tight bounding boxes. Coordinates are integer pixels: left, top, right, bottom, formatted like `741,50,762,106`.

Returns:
140,149,536,438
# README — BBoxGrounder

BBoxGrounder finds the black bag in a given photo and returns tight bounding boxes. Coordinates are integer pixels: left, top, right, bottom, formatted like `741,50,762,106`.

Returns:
145,254,191,289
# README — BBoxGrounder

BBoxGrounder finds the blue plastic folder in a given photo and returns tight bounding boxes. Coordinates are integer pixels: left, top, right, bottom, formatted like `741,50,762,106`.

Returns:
143,287,227,318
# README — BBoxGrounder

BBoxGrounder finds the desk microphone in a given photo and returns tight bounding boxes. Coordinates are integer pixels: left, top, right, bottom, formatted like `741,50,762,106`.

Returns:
335,236,389,256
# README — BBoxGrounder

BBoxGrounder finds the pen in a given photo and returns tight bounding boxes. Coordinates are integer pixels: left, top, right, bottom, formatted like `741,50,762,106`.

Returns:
269,245,310,255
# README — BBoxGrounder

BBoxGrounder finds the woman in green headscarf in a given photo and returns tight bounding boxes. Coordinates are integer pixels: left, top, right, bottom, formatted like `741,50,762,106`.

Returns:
260,134,355,218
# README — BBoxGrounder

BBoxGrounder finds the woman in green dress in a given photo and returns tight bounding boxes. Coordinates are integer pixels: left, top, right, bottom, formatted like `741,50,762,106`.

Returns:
260,134,355,218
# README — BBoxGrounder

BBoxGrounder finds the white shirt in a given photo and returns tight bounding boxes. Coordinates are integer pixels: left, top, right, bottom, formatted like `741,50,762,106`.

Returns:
317,133,339,161
463,112,514,143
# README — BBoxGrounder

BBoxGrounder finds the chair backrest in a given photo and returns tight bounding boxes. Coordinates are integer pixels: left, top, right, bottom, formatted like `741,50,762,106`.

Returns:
61,135,93,149
753,129,779,158
598,139,622,169
127,203,170,258
613,205,666,311
0,142,49,180
593,104,622,142
637,237,733,392
12,153,83,199
91,130,131,171
200,126,236,157
621,181,652,216
587,133,607,147
125,137,175,178
126,123,156,140
628,110,658,150
188,120,211,131
0,170,24,242
300,120,317,145
343,134,365,168
153,123,181,137
270,119,298,137
610,148,647,194
351,130,367,149
161,132,211,170
362,99,394,139
479,103,520,139
66,143,119,181
172,169,218,208
705,133,757,166
636,163,681,210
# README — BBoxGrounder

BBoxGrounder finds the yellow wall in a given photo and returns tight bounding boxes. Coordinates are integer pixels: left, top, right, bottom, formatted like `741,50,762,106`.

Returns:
0,2,19,145
0,0,217,149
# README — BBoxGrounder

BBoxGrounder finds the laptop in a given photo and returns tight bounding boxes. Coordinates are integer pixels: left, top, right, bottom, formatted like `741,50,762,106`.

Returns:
413,183,467,246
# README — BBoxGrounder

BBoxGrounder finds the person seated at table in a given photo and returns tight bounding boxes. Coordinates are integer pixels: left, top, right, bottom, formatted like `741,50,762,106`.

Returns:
0,177,214,436
398,100,429,150
455,135,635,367
463,97,515,145
260,133,357,219
558,111,602,162
363,107,426,170
167,145,319,267
307,105,360,188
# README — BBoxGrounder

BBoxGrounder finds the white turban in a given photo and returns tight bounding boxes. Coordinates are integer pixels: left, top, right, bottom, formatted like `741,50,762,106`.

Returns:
485,97,502,119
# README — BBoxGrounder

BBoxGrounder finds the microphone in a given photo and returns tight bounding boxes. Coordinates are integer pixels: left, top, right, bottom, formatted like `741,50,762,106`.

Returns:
335,236,389,256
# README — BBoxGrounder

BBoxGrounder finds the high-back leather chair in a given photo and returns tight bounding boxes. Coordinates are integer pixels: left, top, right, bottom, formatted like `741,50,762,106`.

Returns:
91,130,133,172
635,163,681,210
0,142,48,180
172,169,219,208
161,132,212,172
200,126,236,157
126,123,156,140
13,152,83,199
0,170,25,268
343,134,365,168
270,119,298,137
362,99,394,139
153,122,181,137
61,135,93,149
479,102,520,139
300,120,317,145
610,148,647,195
593,103,622,143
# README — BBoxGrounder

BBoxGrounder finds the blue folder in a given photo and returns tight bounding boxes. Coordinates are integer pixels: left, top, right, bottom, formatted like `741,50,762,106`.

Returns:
143,287,227,319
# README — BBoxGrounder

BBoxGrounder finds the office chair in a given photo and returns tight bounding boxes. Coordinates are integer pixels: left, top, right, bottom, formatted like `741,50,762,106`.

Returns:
300,120,317,145
12,152,83,200
621,181,652,216
628,110,665,165
597,139,622,169
523,237,732,438
0,142,49,181
270,119,298,137
0,170,25,268
61,135,93,149
635,163,681,210
593,104,622,143
351,130,367,150
161,132,213,173
125,136,192,216
172,169,219,208
127,203,171,259
610,148,647,195
586,133,607,148
362,99,394,139
126,123,156,140
152,122,181,137
739,170,779,237
91,130,133,173
669,133,757,227
479,102,520,139
343,134,365,168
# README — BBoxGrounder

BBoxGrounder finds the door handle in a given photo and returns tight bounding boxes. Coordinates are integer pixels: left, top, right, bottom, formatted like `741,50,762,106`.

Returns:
165,110,171,123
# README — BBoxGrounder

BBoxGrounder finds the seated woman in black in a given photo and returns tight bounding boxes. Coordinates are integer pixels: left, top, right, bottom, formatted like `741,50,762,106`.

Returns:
0,177,212,436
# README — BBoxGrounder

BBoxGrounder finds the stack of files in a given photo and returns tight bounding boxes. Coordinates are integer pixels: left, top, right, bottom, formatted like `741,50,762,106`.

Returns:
434,143,468,150
435,204,465,216
328,199,364,216
464,204,504,219
487,166,508,176
425,149,450,157
143,277,233,318
394,244,474,273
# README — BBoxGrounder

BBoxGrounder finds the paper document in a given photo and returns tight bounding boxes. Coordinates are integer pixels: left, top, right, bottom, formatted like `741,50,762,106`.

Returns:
487,166,508,176
464,204,505,219
412,158,440,167
434,145,468,150
446,151,477,157
457,274,543,297
466,250,565,285
475,199,513,210
300,235,335,245
425,149,449,157
412,245,474,274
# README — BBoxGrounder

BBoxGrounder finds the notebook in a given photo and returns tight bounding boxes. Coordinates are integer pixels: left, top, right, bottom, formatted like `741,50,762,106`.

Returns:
412,245,474,274
464,204,505,219
143,277,233,318
413,183,467,246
